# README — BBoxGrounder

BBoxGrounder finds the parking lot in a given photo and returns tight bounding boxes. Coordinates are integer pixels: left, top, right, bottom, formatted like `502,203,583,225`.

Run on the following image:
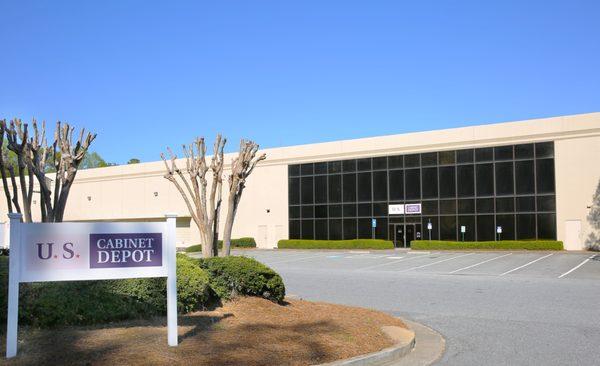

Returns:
236,249,600,280
232,249,600,365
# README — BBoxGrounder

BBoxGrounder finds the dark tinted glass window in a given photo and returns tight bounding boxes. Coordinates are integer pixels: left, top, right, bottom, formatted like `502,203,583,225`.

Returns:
357,158,371,171
301,177,313,204
477,198,494,213
315,219,328,239
457,165,475,197
440,200,456,214
373,171,387,201
358,203,371,217
329,219,342,240
358,218,372,239
343,204,356,217
515,144,534,159
343,174,356,202
536,159,555,193
357,172,372,202
476,215,495,241
439,166,456,198
315,205,327,218
314,162,327,174
289,206,300,219
301,205,314,218
422,200,438,215
535,142,554,158
494,146,513,160
373,202,387,217
405,169,421,199
315,176,327,203
328,161,342,173
457,149,474,163
289,165,300,176
517,214,536,239
458,199,475,214
496,214,515,240
289,177,300,205
289,220,300,238
439,150,455,165
475,148,493,162
537,196,556,212
389,170,404,201
372,157,387,170
301,163,314,175
405,154,420,167
375,218,388,240
517,196,536,212
421,153,437,166
342,159,356,172
329,204,342,218
388,155,403,169
343,219,357,239
301,220,314,239
495,162,514,195
537,213,556,239
422,168,438,198
328,175,341,202
496,197,514,213
440,216,457,240
458,216,475,241
476,164,494,196
515,161,535,194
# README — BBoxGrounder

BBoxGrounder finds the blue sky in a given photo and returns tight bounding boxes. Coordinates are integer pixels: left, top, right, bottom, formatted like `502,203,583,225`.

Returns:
1,1,598,163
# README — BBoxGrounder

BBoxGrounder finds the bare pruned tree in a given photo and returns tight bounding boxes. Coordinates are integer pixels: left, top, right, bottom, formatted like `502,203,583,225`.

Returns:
221,140,266,256
161,135,226,258
0,118,96,222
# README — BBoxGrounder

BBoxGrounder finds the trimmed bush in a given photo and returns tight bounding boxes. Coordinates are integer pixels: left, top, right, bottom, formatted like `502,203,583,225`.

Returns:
0,254,212,327
185,237,257,253
278,239,394,250
196,256,285,303
411,240,564,251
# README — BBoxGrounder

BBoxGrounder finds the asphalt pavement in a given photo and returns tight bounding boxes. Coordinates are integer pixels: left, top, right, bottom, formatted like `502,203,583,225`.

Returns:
232,249,600,366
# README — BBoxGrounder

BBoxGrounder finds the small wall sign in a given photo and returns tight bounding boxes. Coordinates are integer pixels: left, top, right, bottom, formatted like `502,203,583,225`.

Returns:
388,203,422,215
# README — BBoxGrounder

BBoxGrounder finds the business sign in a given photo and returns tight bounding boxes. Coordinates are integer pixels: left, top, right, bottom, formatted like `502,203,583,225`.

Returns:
5,214,179,358
388,204,422,215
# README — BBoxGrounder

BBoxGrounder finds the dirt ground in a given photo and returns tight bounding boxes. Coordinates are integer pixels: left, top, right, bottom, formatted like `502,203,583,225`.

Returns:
0,297,406,366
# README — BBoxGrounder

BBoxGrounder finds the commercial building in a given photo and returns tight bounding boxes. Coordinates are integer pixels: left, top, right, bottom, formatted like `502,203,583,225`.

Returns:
1,112,599,250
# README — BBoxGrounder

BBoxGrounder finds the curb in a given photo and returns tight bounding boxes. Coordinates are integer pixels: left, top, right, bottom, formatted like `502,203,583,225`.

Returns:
315,318,444,366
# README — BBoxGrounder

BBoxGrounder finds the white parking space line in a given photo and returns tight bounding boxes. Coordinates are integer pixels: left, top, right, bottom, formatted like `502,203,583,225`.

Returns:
558,255,596,278
398,253,475,273
499,253,554,276
449,253,513,274
355,253,431,271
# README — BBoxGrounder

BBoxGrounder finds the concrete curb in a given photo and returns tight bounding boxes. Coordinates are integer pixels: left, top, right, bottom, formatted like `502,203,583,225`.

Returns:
315,318,445,366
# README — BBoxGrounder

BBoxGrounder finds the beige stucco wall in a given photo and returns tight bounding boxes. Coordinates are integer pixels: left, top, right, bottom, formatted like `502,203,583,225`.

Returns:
1,112,599,250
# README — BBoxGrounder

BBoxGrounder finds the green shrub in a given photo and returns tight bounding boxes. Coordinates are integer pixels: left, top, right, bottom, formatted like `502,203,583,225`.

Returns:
411,240,564,251
185,237,257,253
196,256,285,303
278,239,394,250
0,254,212,327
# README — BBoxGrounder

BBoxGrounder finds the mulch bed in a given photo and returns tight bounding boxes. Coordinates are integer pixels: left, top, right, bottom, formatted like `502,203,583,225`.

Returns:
0,297,406,366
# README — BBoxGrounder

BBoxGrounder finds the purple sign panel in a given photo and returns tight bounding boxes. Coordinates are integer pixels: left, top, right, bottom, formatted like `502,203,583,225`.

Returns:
405,203,422,214
89,233,162,268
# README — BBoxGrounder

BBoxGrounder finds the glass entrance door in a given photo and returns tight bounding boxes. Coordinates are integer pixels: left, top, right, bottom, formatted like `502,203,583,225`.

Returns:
389,223,423,248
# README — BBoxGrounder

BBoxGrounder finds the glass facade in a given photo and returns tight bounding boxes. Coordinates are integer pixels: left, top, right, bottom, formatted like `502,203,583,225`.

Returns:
288,142,556,247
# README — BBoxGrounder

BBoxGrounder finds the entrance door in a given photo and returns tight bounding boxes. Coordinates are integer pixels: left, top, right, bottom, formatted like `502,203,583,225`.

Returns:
404,224,422,248
389,223,423,248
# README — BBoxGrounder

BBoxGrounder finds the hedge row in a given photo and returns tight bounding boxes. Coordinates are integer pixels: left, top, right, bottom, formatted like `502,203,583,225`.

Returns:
411,240,564,250
185,237,257,253
278,239,394,250
0,253,284,327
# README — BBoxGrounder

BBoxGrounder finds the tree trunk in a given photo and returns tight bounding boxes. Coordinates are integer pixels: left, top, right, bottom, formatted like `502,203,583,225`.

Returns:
221,196,236,256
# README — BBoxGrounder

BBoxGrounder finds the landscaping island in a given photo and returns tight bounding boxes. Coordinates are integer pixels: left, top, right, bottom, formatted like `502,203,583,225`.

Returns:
411,240,564,251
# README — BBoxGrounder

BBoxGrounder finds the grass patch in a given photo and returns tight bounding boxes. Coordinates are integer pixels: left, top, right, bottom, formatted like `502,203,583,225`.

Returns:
278,239,394,250
411,240,564,251
185,237,257,253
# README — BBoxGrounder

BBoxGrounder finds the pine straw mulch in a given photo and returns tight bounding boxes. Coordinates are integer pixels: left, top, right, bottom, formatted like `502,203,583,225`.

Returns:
0,297,407,366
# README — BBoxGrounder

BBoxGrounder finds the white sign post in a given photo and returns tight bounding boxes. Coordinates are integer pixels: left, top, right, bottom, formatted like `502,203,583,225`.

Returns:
5,213,178,358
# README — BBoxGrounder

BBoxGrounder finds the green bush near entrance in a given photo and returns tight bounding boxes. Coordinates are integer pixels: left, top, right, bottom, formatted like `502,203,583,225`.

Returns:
277,239,394,250
185,237,257,253
411,240,564,251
